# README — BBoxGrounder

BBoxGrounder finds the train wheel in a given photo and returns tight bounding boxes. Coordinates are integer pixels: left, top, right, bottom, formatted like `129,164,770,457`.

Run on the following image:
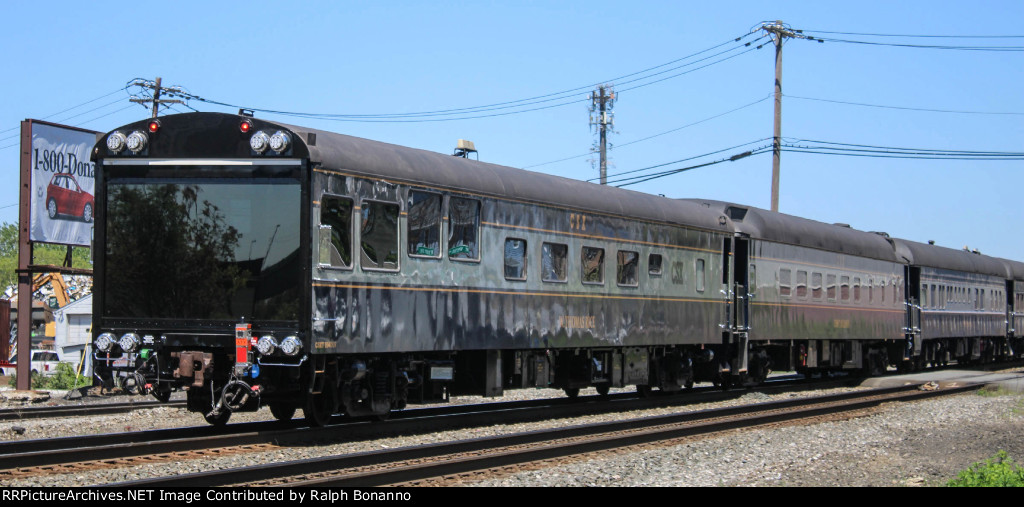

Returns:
563,387,580,398
596,384,611,396
269,403,297,422
636,385,653,397
302,383,337,427
204,410,231,426
151,385,172,403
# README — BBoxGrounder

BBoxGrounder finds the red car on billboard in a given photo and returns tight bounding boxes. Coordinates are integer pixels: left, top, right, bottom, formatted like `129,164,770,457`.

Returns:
46,173,94,222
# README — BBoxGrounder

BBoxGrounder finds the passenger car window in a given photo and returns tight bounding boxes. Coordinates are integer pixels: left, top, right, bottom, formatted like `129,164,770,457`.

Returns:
320,195,353,268
582,247,604,284
504,238,527,280
811,272,823,300
695,258,705,293
779,268,792,297
542,243,568,282
617,250,639,287
407,191,442,258
448,197,480,261
648,254,663,276
360,200,400,270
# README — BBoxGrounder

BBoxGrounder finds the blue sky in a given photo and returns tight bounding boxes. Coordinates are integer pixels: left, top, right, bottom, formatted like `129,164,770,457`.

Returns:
2,1,1022,259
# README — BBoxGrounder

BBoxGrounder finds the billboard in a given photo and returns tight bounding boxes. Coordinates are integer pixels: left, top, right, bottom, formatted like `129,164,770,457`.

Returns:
26,121,99,247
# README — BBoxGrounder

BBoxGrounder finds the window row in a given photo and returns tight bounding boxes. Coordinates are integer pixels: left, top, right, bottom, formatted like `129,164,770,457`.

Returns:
319,191,481,271
320,189,708,291
921,283,1004,311
503,238,681,288
778,268,900,304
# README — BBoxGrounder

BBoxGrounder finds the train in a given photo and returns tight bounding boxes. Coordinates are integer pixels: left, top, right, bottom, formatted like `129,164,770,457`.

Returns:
88,112,1024,425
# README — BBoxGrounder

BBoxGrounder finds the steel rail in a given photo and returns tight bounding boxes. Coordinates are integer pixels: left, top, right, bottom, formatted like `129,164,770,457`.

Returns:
110,383,977,487
0,376,850,473
0,399,187,421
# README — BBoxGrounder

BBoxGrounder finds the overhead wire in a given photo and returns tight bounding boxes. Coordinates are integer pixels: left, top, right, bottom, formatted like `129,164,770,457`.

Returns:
179,33,767,122
525,94,772,169
608,136,1023,188
787,95,1024,116
795,34,1024,51
596,138,772,184
797,29,1024,39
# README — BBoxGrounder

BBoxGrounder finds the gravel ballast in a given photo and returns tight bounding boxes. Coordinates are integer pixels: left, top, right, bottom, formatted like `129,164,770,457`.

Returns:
2,379,1023,487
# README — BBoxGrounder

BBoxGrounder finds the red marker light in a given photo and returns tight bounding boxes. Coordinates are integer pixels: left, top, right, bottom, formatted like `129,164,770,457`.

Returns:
240,121,252,133
148,120,160,133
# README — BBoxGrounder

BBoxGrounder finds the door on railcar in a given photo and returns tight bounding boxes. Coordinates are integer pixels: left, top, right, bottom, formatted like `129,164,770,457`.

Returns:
722,235,752,379
905,266,922,359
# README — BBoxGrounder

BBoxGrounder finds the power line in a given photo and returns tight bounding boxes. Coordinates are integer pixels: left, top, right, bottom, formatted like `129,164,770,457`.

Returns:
798,29,1024,39
782,138,1024,159
787,95,1024,116
181,33,765,122
594,138,771,184
796,35,1024,51
524,94,771,170
605,137,1023,188
0,85,129,136
614,147,769,188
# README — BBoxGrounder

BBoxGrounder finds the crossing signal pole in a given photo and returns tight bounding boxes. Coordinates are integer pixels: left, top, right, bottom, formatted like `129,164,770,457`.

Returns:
589,85,615,185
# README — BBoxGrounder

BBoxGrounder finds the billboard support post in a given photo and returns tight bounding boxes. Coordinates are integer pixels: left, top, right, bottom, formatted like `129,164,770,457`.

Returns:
11,120,97,390
16,120,33,390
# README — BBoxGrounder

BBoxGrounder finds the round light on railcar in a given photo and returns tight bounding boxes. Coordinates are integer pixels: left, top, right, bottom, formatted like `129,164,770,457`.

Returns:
95,332,116,352
256,335,278,355
240,120,252,133
106,132,127,153
147,120,161,133
280,336,302,356
269,131,290,153
126,131,148,153
119,333,141,353
249,130,270,153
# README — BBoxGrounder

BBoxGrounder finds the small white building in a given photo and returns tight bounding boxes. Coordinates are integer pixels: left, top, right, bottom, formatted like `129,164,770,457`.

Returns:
53,294,92,376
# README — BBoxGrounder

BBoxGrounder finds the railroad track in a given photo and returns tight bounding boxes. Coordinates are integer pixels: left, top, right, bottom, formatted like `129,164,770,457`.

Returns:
0,376,852,479
112,382,976,487
0,399,187,421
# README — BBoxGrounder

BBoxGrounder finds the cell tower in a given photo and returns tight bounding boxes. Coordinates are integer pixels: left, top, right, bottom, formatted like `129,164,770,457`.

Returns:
589,85,615,185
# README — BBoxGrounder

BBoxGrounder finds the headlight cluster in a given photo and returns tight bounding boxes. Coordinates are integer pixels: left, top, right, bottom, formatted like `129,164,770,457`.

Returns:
254,334,302,357
95,332,140,353
280,336,302,356
106,130,148,154
250,130,290,154
95,331,302,356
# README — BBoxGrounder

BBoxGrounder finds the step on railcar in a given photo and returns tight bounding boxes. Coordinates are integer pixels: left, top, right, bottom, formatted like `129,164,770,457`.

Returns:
90,112,1024,426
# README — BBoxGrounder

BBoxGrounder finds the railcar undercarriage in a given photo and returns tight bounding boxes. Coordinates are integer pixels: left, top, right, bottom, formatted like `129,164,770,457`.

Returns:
94,332,1024,427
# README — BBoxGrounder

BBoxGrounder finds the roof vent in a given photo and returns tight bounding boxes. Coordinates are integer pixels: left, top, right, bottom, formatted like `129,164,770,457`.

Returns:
725,206,747,221
833,223,851,228
453,139,478,160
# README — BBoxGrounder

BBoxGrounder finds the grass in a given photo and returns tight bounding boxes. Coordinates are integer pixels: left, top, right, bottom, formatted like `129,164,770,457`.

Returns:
947,451,1024,487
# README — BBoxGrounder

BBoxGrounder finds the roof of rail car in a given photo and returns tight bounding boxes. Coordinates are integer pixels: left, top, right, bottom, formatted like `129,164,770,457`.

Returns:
679,199,902,262
281,115,738,234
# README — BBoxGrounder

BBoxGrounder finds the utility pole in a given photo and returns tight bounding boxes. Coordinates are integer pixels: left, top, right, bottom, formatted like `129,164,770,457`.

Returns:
589,85,615,185
759,21,821,212
761,21,796,212
130,77,185,118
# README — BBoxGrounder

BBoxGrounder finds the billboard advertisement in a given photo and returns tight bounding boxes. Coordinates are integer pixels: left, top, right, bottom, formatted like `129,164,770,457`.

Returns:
27,121,99,247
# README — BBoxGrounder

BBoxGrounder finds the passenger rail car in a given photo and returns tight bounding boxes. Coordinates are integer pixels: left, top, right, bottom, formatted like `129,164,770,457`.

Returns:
90,113,1024,425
